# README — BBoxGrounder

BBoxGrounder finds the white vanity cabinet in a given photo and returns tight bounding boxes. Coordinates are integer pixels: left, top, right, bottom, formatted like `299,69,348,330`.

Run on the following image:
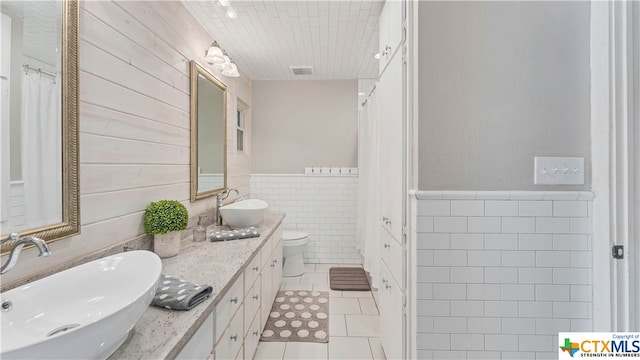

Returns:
378,47,405,243
377,1,407,359
260,226,283,328
212,224,282,360
175,222,283,360
379,262,404,360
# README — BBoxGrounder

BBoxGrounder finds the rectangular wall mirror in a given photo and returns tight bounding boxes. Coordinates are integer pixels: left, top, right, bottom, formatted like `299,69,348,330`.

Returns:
190,60,227,201
0,0,79,254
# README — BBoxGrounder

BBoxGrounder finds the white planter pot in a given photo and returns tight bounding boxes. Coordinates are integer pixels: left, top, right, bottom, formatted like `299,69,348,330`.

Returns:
153,231,181,258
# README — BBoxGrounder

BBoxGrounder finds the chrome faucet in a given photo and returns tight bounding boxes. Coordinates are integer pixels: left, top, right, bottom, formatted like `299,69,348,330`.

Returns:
216,188,238,226
1,233,52,274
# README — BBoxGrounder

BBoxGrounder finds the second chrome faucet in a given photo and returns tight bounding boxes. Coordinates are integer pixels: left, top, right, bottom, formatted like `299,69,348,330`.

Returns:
216,188,238,226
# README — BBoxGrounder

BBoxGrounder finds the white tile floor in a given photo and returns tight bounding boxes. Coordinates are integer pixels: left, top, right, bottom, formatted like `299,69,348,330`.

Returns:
254,264,386,360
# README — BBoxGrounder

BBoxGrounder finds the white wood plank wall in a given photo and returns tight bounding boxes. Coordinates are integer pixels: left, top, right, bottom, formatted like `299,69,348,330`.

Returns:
2,1,252,285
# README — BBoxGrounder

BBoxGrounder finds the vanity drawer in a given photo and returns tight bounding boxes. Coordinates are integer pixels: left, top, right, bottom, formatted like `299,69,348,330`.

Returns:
244,311,262,360
214,305,243,360
243,275,261,335
215,276,244,344
244,253,261,294
381,227,403,286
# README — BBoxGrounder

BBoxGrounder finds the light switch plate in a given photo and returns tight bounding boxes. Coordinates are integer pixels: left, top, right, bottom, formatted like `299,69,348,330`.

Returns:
534,157,584,185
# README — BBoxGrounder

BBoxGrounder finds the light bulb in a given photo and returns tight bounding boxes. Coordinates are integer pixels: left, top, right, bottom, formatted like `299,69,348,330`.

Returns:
205,45,225,64
214,55,230,70
226,6,238,19
222,63,240,77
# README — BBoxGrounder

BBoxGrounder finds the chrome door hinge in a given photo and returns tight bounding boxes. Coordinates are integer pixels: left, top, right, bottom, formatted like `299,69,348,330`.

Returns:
402,293,407,313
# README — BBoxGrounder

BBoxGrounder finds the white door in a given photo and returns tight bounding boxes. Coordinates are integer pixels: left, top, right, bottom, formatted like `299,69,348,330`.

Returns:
378,50,404,243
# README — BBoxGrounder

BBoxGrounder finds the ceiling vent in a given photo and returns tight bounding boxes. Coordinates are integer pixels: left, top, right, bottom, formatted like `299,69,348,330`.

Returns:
289,66,314,76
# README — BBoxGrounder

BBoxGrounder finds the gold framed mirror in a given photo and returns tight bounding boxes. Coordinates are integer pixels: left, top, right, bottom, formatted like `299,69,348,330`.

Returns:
0,0,79,255
190,60,227,201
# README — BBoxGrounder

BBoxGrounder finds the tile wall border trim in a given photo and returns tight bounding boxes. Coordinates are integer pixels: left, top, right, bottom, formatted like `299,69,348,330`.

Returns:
409,190,594,201
251,173,357,177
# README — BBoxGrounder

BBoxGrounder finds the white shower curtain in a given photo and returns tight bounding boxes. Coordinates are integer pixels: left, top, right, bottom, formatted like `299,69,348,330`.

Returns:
356,88,381,289
22,70,61,228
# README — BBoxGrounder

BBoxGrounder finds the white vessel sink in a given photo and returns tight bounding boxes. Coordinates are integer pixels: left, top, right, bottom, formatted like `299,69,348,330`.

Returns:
0,250,161,360
220,199,269,229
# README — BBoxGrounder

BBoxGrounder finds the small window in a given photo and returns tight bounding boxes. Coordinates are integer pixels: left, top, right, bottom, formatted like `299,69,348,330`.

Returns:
236,107,245,152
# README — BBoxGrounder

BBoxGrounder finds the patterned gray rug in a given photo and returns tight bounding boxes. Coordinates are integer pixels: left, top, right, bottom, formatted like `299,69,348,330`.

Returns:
260,290,329,343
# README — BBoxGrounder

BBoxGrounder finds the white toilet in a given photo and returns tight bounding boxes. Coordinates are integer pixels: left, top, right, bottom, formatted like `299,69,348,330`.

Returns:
282,230,309,277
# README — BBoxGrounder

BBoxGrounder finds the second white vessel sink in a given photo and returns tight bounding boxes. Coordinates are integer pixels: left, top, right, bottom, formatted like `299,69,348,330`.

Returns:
220,199,269,229
0,250,162,359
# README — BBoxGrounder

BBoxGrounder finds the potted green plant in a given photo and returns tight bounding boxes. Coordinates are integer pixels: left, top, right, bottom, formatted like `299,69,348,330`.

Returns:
143,200,189,258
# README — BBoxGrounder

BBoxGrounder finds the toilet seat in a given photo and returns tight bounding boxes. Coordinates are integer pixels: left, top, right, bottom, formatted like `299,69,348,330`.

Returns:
283,231,308,241
282,231,308,247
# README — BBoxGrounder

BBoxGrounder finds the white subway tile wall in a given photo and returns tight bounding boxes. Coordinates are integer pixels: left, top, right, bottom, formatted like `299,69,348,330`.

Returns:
8,182,27,231
412,192,592,359
251,174,360,264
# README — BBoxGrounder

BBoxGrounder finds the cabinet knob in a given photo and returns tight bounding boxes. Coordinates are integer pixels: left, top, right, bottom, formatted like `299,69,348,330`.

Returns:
385,219,392,225
253,294,259,300
253,330,259,336
230,334,238,342
273,259,278,264
382,278,388,285
382,216,388,222
230,296,238,304
253,265,259,272
384,243,390,249
385,283,392,290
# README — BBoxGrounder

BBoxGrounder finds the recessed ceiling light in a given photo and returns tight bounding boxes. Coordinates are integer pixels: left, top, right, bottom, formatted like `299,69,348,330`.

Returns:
226,6,238,19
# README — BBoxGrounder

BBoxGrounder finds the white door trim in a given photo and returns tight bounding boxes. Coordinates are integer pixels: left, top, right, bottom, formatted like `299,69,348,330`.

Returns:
590,0,639,331
590,0,612,332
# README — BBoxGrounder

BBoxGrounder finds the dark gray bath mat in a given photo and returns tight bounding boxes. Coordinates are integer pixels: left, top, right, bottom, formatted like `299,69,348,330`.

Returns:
261,290,329,343
329,267,371,291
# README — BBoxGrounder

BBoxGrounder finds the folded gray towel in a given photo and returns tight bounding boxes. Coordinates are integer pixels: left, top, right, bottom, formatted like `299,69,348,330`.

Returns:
210,227,260,242
152,275,213,311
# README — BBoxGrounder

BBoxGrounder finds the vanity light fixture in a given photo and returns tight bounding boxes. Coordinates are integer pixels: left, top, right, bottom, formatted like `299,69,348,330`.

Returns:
214,53,232,70
205,42,225,64
205,45,239,78
222,63,240,78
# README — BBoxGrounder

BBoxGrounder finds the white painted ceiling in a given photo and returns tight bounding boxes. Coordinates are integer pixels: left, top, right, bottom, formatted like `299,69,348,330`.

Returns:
183,0,384,81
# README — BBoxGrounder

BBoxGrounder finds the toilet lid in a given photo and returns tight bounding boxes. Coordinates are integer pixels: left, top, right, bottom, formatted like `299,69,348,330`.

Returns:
282,230,308,241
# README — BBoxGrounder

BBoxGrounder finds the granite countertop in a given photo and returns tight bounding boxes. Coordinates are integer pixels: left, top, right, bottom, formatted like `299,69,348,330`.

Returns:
108,213,285,360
